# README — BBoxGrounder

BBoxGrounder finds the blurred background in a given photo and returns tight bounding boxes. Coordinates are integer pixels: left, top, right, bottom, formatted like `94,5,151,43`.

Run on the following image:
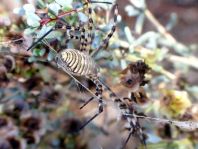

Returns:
0,0,198,149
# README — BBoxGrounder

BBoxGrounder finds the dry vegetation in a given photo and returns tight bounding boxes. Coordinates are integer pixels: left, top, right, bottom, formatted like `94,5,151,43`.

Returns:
0,0,198,149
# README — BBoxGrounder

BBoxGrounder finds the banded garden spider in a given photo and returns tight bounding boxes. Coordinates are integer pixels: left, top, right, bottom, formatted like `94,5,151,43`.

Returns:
27,1,148,148
1,0,198,148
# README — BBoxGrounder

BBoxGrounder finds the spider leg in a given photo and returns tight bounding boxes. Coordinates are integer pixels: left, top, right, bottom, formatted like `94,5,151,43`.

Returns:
136,122,147,148
121,129,133,149
64,25,81,49
100,79,146,148
27,23,81,51
27,28,54,51
91,4,118,56
123,113,147,149
26,20,65,51
85,0,94,53
80,96,94,109
79,76,104,130
80,0,94,53
79,26,87,52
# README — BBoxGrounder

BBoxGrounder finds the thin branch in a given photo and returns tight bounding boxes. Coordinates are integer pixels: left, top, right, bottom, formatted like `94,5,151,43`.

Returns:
124,113,198,131
144,9,176,44
167,54,198,69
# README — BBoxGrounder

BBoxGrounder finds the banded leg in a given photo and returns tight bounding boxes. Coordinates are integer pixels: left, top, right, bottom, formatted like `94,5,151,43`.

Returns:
80,0,94,53
79,76,104,130
79,26,87,52
80,97,94,109
122,112,147,149
27,24,81,51
91,4,118,56
84,0,94,53
121,129,133,149
64,27,80,48
99,80,146,148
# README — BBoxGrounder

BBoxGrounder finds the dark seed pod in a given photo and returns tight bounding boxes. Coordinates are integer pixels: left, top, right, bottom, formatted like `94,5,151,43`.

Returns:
7,137,21,149
0,117,8,128
3,100,29,119
21,116,41,132
61,118,82,135
0,66,9,85
5,32,24,46
23,76,42,91
157,124,172,139
120,60,150,91
3,55,15,72
0,116,18,139
22,132,36,145
0,139,12,149
38,86,62,110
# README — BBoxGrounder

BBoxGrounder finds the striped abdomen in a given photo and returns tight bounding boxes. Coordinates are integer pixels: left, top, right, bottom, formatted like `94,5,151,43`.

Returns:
56,49,98,76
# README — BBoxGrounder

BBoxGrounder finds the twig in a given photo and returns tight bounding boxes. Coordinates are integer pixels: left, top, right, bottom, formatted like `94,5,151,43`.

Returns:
167,54,198,69
144,9,176,43
124,113,198,131
128,0,190,54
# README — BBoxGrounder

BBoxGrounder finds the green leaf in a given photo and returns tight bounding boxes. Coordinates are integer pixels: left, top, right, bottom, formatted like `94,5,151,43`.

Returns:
124,26,135,44
28,56,37,63
55,0,73,8
47,51,56,61
135,13,145,34
78,12,88,22
125,5,140,17
36,25,53,39
33,49,46,57
48,2,61,15
23,4,36,13
37,0,46,8
26,13,41,27
13,7,25,16
24,28,37,35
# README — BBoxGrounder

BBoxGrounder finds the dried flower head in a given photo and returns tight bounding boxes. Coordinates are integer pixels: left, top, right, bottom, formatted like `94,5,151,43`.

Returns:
61,118,82,135
0,116,19,138
6,137,22,149
0,117,8,128
20,112,46,137
160,90,192,117
157,123,172,139
120,60,150,92
23,76,43,91
37,85,64,110
0,66,9,86
21,117,41,132
0,138,12,149
3,99,29,119
22,132,40,145
3,55,16,72
4,32,24,46
130,88,149,104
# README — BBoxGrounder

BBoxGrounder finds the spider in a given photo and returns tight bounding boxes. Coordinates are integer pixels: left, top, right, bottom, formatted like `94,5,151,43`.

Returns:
4,1,197,149
26,0,118,126
26,1,150,148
